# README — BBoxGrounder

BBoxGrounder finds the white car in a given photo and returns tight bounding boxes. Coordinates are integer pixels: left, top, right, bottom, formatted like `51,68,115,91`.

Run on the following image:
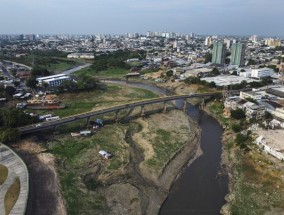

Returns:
35,123,42,127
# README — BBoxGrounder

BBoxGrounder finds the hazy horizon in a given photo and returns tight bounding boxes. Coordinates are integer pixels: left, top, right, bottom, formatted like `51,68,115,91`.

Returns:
1,0,284,37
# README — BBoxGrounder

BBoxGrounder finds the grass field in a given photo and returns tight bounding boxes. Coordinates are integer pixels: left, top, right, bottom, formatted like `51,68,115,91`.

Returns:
0,164,8,185
147,128,185,169
75,67,129,78
47,61,82,74
50,123,137,215
4,177,20,215
26,84,159,118
231,151,284,214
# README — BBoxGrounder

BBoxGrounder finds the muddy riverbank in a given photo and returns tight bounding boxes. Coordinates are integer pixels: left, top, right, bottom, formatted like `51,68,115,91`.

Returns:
12,139,66,215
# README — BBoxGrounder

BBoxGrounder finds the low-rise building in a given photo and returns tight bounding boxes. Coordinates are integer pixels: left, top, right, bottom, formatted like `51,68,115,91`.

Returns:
270,108,284,121
251,68,274,79
240,91,262,101
201,75,258,87
67,53,94,59
243,101,266,120
36,74,71,87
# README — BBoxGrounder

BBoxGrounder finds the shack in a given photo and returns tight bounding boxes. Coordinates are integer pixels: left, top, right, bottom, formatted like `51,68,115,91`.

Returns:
80,130,92,136
99,150,112,159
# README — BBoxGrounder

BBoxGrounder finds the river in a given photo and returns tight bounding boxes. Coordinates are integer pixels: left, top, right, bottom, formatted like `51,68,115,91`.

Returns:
105,80,228,215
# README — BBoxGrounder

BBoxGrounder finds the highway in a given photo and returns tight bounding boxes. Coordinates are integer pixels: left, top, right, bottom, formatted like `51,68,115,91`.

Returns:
19,92,219,134
0,62,15,81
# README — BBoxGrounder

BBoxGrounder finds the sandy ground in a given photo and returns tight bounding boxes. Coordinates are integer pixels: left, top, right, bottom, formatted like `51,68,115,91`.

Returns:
132,119,155,161
255,129,284,151
12,139,66,215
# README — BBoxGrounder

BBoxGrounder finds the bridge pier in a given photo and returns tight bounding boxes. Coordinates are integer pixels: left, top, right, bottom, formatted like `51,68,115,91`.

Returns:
200,99,205,110
182,99,187,112
163,102,167,113
115,110,120,123
86,116,91,124
141,105,145,119
53,125,60,135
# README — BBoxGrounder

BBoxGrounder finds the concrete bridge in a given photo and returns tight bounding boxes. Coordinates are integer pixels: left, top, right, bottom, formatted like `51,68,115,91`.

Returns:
19,92,220,134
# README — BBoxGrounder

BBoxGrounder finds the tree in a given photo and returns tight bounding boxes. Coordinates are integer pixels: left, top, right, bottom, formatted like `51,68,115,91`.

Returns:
231,108,246,120
166,70,174,77
4,86,16,98
211,67,220,76
208,81,216,88
26,77,38,89
1,108,33,127
232,123,242,133
13,81,20,87
240,80,248,88
184,77,200,85
60,80,78,92
31,67,51,77
204,53,212,63
0,128,20,143
247,59,256,65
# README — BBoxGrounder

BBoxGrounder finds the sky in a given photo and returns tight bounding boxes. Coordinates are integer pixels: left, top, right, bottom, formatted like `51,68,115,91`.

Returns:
0,0,283,36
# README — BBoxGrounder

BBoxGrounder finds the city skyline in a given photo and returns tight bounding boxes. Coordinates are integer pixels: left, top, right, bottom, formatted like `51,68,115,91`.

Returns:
0,0,284,36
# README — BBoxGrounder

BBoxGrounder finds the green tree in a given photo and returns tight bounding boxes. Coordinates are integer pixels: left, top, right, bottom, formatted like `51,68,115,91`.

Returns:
204,53,212,63
231,108,246,120
166,70,174,77
232,123,242,133
211,67,220,76
26,77,38,89
207,81,216,88
0,128,20,143
247,59,256,65
184,76,200,85
4,86,16,98
31,67,51,77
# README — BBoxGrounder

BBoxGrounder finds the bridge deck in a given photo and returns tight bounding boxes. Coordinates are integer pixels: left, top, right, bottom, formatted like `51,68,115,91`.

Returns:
19,93,219,134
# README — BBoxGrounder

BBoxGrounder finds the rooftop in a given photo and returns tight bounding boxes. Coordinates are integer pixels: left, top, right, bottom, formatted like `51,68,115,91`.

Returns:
201,75,259,86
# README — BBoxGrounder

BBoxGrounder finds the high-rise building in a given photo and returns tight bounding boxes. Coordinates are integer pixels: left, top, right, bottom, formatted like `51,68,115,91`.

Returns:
250,35,258,43
265,38,281,47
230,43,245,66
212,41,226,65
224,39,231,49
205,37,212,46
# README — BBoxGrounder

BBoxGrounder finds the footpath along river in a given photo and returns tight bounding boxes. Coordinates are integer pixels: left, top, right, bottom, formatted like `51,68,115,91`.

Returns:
105,79,228,215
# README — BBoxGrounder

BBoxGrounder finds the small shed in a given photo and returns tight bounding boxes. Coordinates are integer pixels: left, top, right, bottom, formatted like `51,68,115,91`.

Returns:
99,150,112,159
80,130,92,136
95,119,104,127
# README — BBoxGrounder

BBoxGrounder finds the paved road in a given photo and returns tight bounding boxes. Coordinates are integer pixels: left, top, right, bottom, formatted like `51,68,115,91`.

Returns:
0,144,29,215
0,62,15,81
19,92,219,134
61,63,92,75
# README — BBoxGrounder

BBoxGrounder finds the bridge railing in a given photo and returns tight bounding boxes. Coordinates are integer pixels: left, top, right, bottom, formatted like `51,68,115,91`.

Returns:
19,92,222,132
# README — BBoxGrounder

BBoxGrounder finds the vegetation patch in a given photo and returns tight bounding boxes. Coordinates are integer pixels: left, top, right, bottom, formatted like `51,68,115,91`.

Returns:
4,177,20,215
204,99,284,214
231,151,284,214
147,128,183,169
0,164,8,185
26,84,158,118
59,171,106,215
50,124,133,214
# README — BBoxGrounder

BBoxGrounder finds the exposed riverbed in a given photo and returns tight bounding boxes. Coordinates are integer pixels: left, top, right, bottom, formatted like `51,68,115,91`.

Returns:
14,80,228,215
106,80,228,214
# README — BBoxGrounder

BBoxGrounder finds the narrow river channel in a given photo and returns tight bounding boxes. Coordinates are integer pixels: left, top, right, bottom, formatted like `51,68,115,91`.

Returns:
105,80,228,215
